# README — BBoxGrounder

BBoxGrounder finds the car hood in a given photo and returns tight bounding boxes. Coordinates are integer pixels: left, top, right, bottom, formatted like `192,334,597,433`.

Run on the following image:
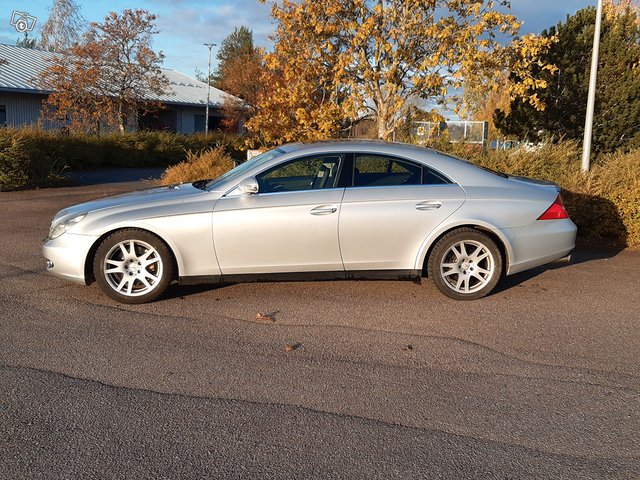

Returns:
51,183,212,226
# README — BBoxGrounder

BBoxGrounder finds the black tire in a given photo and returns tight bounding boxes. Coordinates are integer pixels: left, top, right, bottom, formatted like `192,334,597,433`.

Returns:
427,228,502,300
93,229,174,304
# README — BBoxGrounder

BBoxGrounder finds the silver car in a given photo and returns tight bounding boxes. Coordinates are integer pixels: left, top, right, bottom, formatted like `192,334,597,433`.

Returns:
43,141,576,303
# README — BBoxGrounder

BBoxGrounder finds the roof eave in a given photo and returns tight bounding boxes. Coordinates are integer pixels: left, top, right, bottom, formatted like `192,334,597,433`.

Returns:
0,87,52,95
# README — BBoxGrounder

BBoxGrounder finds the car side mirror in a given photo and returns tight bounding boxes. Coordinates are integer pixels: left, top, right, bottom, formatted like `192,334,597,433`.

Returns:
229,177,259,196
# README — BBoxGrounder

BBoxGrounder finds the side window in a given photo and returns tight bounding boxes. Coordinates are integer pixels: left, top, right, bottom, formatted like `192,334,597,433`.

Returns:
256,155,343,194
423,167,452,185
0,105,6,127
354,155,421,187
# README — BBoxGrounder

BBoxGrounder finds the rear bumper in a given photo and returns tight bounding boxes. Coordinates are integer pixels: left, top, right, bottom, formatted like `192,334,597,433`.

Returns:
42,233,99,285
502,219,577,275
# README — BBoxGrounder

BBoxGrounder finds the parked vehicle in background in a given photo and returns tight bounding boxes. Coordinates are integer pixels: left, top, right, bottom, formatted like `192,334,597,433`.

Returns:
43,140,576,303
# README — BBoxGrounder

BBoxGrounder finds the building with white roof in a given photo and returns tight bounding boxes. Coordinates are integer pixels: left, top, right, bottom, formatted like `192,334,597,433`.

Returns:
0,43,240,133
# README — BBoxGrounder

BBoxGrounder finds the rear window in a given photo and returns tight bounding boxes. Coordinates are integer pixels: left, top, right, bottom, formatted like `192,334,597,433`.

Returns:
353,154,452,187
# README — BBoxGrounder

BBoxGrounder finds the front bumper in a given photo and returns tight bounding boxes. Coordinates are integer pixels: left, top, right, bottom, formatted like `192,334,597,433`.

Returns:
42,233,100,285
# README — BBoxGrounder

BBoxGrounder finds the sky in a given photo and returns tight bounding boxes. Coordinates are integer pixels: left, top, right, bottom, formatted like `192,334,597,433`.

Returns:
2,0,599,78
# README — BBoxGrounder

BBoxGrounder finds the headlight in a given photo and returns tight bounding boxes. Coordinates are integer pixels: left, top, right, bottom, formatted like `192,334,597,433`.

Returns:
49,213,87,239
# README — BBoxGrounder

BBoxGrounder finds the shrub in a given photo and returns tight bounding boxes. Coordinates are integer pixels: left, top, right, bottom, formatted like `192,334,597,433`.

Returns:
0,133,30,189
585,150,640,248
0,128,68,189
158,147,234,185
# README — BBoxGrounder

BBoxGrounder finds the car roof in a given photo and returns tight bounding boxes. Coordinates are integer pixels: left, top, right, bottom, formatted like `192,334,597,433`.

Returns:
281,139,428,154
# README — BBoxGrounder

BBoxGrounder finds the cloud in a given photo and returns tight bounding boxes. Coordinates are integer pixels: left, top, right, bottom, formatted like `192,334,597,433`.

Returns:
146,0,273,74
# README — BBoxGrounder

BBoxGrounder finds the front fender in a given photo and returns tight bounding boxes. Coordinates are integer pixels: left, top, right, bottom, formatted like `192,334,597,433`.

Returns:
85,213,220,278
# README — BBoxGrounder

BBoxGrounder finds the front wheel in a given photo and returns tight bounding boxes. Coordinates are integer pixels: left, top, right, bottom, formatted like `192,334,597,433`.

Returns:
428,228,502,300
93,229,174,304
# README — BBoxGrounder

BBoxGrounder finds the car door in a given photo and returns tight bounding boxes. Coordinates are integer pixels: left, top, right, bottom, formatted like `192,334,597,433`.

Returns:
212,154,346,274
339,153,466,271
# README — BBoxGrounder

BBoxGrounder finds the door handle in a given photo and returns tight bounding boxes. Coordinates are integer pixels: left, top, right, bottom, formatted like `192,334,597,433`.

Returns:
416,201,442,211
310,205,338,215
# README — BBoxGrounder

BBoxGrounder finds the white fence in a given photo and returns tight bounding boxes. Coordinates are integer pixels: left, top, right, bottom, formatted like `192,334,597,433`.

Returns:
412,120,488,145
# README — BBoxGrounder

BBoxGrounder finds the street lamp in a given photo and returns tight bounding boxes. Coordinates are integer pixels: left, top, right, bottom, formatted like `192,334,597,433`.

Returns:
204,42,217,135
581,0,604,172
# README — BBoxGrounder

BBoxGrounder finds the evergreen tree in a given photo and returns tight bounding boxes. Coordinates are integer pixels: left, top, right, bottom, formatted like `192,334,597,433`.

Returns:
495,6,640,153
16,33,37,49
212,26,256,87
210,26,264,131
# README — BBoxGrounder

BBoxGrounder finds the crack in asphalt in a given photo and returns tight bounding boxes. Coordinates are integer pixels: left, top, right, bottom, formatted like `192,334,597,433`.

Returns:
3,362,634,464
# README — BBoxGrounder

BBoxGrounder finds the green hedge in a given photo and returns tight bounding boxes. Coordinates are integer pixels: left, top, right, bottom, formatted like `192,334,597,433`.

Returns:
0,127,247,190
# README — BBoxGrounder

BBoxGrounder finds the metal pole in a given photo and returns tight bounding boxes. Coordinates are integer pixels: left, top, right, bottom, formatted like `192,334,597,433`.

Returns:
581,0,604,172
204,43,216,135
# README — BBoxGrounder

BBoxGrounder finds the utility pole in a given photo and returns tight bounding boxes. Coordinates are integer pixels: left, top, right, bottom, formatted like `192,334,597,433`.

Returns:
581,0,604,172
204,43,216,135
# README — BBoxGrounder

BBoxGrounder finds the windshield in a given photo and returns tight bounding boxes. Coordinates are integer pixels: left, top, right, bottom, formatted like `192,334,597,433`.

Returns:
205,147,287,190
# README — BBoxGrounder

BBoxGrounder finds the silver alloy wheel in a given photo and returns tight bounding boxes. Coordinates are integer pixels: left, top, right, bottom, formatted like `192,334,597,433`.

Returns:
102,239,163,297
439,240,495,294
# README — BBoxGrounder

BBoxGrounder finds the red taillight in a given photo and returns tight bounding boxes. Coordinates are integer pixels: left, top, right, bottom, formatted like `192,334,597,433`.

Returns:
537,195,569,220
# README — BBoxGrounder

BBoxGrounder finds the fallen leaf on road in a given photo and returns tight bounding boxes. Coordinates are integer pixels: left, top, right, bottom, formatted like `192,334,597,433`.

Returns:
284,342,303,352
256,312,276,323
401,344,414,351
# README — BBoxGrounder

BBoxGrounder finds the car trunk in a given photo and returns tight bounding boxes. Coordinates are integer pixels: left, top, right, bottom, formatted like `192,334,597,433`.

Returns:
507,175,561,192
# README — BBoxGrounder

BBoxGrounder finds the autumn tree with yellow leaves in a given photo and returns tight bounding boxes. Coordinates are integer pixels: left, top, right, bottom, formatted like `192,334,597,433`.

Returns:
604,0,639,19
461,33,558,139
248,0,555,145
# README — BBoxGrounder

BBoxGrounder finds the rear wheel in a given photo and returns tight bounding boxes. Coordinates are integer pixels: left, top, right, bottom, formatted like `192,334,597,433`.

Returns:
428,228,502,300
93,229,174,304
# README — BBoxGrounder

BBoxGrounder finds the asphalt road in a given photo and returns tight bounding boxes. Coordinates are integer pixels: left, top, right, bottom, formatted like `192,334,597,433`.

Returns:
1,182,639,479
